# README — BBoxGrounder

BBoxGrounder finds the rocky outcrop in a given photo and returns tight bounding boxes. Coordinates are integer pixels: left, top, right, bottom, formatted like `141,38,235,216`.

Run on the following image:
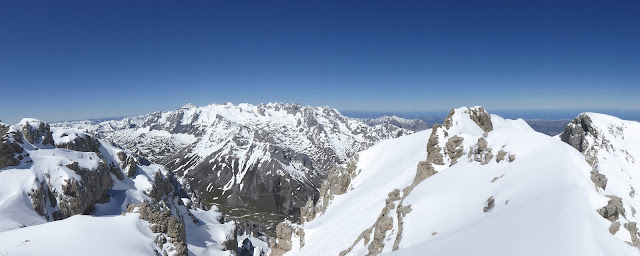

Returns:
468,137,494,165
301,155,360,223
53,162,113,220
624,222,640,248
597,195,625,222
444,107,493,133
0,125,23,169
55,132,101,153
425,125,445,165
269,221,304,256
483,196,495,213
127,203,187,256
21,120,54,146
445,136,464,165
560,114,610,190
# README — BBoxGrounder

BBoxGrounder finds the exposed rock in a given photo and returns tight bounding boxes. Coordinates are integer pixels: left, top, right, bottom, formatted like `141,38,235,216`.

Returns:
445,136,464,165
508,154,516,162
0,127,23,169
496,150,507,163
483,196,495,213
392,204,412,251
590,171,608,190
444,107,493,132
425,124,445,165
238,238,255,256
339,189,401,256
624,222,640,248
610,221,621,235
269,221,303,256
54,133,101,153
127,203,187,256
469,137,494,165
413,161,436,186
305,155,360,222
597,195,625,222
21,120,54,146
560,114,597,153
467,107,494,132
300,197,316,224
52,162,113,220
491,174,505,183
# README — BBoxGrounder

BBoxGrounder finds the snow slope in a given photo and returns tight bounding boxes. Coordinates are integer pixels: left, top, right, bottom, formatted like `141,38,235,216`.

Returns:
280,107,640,256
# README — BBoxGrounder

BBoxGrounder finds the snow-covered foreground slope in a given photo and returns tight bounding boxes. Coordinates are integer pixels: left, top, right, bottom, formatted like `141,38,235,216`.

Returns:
0,119,241,256
54,102,416,215
273,107,640,256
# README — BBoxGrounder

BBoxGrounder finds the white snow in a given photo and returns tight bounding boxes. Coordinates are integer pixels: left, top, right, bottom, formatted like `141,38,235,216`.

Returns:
285,108,640,256
0,214,161,256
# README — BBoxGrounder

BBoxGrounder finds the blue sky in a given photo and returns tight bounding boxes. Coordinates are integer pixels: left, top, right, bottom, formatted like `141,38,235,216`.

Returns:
1,0,639,124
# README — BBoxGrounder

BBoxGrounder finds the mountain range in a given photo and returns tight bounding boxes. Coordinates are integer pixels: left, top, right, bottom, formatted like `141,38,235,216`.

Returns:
2,103,640,256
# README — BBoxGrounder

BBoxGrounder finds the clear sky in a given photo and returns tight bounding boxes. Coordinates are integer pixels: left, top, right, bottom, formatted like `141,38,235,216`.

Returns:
1,0,639,124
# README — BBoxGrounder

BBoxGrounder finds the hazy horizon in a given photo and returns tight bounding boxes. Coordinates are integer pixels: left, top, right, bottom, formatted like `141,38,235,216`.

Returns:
1,0,639,124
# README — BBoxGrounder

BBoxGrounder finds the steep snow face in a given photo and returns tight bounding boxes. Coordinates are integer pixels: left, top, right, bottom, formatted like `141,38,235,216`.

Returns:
358,115,429,132
282,107,639,256
54,103,414,214
561,113,640,247
0,119,236,256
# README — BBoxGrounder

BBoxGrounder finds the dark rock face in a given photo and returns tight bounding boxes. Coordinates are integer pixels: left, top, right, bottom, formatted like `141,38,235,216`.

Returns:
54,133,101,153
238,238,255,256
21,120,54,146
53,162,113,220
0,124,23,169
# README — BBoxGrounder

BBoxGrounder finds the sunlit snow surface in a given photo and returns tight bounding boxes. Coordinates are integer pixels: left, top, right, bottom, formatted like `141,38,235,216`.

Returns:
287,110,640,256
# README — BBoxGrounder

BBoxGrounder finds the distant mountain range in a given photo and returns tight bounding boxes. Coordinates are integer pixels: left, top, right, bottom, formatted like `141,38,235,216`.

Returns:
54,103,422,216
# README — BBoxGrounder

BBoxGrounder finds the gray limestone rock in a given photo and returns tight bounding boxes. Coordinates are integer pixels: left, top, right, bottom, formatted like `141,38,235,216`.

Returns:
445,136,464,165
597,195,625,222
467,107,494,133
625,222,640,248
269,221,303,256
610,221,621,235
591,171,608,190
483,196,495,213
426,124,445,165
127,203,187,256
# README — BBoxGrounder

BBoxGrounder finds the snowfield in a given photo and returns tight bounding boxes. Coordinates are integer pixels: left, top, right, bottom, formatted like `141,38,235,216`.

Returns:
284,107,640,256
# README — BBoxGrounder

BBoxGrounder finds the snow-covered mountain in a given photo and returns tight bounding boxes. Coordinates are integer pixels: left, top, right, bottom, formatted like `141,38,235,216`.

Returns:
357,115,429,132
270,107,640,256
0,119,243,256
54,102,416,215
